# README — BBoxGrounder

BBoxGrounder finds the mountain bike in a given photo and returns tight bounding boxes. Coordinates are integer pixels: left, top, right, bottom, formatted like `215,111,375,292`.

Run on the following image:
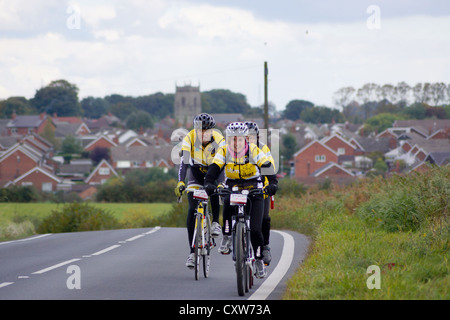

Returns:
216,187,264,296
184,187,215,280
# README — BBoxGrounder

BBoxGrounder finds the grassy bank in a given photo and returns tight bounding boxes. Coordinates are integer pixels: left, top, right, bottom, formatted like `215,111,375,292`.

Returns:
0,202,171,241
271,165,449,299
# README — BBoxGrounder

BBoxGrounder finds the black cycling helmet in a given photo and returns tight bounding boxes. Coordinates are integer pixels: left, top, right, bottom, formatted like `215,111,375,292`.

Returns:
193,113,216,130
244,121,259,135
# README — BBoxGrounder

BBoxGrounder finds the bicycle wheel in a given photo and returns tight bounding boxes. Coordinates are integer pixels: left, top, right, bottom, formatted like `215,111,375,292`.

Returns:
194,214,202,280
203,214,211,278
235,221,246,296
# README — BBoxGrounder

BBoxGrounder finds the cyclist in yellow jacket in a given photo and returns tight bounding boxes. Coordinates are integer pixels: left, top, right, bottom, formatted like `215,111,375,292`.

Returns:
244,121,275,266
175,113,225,269
204,122,278,278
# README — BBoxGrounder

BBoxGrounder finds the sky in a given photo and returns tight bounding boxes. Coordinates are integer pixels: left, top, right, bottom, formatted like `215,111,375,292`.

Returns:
0,0,449,111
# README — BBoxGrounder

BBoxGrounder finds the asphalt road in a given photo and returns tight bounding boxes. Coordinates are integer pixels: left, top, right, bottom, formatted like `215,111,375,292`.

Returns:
0,227,309,300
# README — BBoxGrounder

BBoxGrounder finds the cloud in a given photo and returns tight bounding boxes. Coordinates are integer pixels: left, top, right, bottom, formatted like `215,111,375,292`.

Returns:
0,0,449,111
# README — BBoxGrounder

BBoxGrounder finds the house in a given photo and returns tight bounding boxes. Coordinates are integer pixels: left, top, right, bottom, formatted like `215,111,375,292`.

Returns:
292,140,339,178
54,121,91,138
83,135,118,152
6,113,55,136
0,143,44,185
110,144,174,171
321,133,356,156
85,159,119,185
5,166,61,192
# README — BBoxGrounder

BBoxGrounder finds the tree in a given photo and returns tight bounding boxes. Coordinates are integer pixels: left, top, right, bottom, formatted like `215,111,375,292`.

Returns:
281,133,298,161
282,100,314,120
89,147,110,165
0,97,35,118
61,134,83,154
201,89,251,114
125,110,154,131
364,113,405,135
300,106,344,124
31,79,82,116
333,87,356,109
81,97,110,119
110,102,137,120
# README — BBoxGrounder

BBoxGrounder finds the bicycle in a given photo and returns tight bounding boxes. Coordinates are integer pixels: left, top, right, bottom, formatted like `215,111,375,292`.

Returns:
216,186,264,296
181,187,215,280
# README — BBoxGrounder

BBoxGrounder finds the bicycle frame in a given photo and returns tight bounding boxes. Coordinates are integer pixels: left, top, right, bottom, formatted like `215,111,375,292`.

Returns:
217,187,264,296
186,188,214,280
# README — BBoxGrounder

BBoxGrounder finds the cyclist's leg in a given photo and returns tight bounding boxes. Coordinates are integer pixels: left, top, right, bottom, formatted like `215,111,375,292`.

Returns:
209,193,220,224
248,194,265,259
262,196,271,246
219,195,232,254
249,193,266,278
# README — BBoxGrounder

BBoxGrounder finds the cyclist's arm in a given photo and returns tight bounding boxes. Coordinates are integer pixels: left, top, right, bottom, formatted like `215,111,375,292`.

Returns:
204,163,221,186
261,161,278,185
178,150,190,182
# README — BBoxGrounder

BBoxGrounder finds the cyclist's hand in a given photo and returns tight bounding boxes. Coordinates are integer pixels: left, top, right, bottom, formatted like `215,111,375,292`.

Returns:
204,183,216,196
175,181,186,197
217,183,225,191
265,184,278,196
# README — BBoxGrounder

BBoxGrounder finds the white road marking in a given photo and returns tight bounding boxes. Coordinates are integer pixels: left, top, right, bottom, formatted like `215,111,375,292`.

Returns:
145,226,161,234
91,245,121,256
0,282,14,288
248,230,295,300
1,227,162,289
125,234,145,242
0,234,51,246
32,259,81,275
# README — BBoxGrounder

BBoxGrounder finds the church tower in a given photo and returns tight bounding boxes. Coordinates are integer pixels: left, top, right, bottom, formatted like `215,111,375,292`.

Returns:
174,84,202,127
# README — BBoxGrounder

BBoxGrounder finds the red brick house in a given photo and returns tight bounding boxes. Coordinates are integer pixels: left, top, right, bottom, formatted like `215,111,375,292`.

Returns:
0,144,42,184
85,159,119,185
293,140,338,178
6,113,55,136
321,133,356,156
5,166,61,192
83,135,117,152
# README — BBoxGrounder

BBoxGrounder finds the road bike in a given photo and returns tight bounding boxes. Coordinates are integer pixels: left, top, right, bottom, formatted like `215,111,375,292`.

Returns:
216,186,264,296
183,187,215,280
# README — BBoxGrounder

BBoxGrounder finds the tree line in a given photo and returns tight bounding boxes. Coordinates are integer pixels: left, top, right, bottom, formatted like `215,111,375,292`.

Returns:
1,79,449,134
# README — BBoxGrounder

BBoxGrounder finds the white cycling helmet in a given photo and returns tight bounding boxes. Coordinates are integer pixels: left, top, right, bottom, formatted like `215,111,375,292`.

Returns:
225,122,249,137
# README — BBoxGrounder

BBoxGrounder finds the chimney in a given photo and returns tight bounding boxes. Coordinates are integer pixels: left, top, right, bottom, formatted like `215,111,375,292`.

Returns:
12,110,16,120
40,113,45,120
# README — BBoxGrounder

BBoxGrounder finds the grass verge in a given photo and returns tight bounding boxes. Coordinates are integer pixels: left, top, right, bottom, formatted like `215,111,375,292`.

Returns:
272,165,449,299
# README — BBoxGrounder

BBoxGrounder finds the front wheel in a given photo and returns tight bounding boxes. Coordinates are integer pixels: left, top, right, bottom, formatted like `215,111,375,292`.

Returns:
235,222,246,296
194,215,202,280
203,215,211,278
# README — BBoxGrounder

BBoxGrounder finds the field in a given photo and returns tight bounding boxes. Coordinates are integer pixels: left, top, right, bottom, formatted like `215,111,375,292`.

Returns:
0,202,172,241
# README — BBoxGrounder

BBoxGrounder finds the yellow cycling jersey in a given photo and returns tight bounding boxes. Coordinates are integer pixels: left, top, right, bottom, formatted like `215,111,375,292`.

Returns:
212,143,270,181
259,142,276,187
181,129,225,171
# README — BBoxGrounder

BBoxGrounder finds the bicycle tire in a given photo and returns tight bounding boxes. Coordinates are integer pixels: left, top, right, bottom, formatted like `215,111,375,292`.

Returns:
203,213,211,278
194,214,202,281
235,221,246,296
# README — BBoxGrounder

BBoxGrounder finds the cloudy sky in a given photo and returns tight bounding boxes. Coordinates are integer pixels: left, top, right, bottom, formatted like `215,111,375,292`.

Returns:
1,0,449,111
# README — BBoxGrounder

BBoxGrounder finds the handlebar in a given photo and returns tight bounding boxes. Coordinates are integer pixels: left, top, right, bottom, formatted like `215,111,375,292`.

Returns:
213,187,265,196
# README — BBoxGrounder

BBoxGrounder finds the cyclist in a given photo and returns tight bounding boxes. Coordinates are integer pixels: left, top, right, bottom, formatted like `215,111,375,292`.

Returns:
204,122,278,278
244,121,275,266
175,113,225,269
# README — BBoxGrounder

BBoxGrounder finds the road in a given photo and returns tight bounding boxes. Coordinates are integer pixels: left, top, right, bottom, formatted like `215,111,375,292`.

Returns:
0,227,309,300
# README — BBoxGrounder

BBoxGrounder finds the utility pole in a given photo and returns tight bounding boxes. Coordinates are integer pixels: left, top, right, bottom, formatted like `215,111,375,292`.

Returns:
264,61,269,129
